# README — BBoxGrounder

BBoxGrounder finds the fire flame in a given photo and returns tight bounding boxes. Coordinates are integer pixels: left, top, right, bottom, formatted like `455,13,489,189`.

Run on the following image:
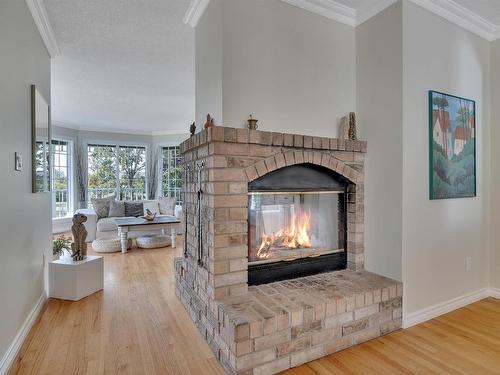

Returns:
256,212,312,259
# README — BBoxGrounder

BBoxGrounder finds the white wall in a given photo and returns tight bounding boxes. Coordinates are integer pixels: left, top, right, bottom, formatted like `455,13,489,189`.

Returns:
356,2,403,281
195,0,223,127
402,1,491,315
196,0,356,136
490,40,500,289
0,0,51,367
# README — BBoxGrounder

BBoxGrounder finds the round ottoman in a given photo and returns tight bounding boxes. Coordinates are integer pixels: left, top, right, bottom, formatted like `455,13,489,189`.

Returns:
136,234,171,249
92,237,131,253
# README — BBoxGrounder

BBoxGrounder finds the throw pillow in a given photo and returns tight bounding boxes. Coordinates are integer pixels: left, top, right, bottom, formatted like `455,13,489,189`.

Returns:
159,196,176,215
143,200,160,216
91,194,115,219
109,200,125,217
124,201,144,217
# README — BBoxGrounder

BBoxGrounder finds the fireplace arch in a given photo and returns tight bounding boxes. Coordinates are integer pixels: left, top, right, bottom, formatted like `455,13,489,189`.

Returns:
244,150,362,185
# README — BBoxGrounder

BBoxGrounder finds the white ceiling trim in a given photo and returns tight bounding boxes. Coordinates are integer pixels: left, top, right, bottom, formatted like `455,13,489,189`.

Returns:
281,0,356,26
184,0,500,41
25,0,60,57
409,0,498,42
183,0,210,27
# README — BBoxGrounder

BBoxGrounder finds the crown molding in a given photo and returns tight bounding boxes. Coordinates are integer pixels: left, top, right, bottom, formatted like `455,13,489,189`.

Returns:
25,0,60,58
183,0,210,28
281,0,356,26
183,0,500,41
408,0,499,42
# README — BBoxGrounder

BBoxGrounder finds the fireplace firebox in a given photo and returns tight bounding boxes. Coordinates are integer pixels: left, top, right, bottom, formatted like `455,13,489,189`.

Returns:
248,164,347,285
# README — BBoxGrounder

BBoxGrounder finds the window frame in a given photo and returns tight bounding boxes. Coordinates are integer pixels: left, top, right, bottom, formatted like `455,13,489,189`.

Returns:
157,143,182,205
51,138,74,219
84,139,150,202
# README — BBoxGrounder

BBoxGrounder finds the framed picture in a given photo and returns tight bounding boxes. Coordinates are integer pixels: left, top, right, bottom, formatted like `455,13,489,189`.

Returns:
429,90,476,199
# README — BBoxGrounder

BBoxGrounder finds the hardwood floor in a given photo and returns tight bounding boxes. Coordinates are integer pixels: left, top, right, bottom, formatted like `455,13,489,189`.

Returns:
9,242,500,375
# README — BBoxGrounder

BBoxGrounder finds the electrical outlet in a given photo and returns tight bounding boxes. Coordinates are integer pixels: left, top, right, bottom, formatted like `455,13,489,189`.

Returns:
465,256,472,272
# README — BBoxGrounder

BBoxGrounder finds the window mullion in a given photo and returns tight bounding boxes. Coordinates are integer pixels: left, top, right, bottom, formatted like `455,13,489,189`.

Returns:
116,145,120,199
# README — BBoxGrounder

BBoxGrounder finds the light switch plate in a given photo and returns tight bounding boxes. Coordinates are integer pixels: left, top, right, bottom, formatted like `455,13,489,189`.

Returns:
15,152,22,171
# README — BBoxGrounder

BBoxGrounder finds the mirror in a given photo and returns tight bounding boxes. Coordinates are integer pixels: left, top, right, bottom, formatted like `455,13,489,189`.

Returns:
31,85,51,193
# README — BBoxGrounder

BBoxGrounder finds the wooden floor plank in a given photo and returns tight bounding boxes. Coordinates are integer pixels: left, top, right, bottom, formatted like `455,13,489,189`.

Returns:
7,242,500,375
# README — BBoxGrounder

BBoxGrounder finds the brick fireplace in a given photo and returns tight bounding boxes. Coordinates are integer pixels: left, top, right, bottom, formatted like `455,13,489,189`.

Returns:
175,126,402,374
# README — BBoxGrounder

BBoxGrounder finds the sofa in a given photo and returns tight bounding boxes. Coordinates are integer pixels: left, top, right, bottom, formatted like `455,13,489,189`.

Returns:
76,198,182,242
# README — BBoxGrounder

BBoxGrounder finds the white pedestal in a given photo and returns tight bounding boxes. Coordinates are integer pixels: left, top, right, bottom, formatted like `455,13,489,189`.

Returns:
49,255,103,301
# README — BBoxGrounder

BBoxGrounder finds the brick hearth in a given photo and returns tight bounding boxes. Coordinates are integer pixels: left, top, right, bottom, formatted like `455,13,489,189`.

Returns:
174,126,402,374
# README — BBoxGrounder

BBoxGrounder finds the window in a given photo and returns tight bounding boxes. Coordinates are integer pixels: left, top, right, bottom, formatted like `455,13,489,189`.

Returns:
87,143,147,201
161,146,182,204
36,138,73,219
35,141,50,192
51,139,72,218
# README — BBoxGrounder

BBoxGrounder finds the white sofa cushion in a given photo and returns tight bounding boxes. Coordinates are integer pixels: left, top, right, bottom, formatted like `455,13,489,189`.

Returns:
109,200,125,217
96,216,136,232
143,200,160,215
159,197,176,215
90,194,115,219
96,217,118,232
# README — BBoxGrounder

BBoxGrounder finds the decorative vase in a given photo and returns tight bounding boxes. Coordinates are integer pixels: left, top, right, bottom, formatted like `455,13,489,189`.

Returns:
247,114,258,130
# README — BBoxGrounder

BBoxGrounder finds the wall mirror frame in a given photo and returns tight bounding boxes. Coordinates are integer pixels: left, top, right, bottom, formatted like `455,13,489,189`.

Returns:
31,84,51,193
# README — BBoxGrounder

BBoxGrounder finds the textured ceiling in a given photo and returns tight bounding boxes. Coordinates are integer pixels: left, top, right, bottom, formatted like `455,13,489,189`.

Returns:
45,0,194,135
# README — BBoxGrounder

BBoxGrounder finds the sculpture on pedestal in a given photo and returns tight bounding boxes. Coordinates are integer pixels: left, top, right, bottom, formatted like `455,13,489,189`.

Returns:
71,213,88,261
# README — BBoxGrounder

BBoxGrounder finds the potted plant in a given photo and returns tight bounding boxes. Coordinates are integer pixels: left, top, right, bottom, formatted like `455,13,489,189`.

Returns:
53,235,71,260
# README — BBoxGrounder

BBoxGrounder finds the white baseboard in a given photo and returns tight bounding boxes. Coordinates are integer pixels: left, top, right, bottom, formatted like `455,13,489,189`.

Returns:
402,288,491,328
489,287,500,299
0,292,47,375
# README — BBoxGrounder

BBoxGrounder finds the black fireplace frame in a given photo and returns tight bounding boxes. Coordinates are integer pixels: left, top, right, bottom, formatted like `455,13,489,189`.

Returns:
248,163,348,285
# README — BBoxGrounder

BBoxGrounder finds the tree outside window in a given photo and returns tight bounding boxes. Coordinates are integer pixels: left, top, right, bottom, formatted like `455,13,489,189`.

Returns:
87,144,147,201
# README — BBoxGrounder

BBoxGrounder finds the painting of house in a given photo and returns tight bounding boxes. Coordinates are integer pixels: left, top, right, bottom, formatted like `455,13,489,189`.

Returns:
432,109,453,159
429,91,476,199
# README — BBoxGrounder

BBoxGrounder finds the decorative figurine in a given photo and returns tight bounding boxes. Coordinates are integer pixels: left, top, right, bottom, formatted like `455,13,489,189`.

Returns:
189,122,196,137
142,208,157,221
70,213,88,261
348,112,357,140
247,114,258,130
339,115,349,139
204,114,214,129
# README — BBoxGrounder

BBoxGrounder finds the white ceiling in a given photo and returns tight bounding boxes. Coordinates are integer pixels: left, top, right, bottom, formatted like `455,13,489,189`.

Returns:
45,0,194,135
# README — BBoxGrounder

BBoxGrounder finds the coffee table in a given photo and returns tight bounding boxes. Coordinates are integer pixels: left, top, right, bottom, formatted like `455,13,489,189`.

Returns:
115,216,181,253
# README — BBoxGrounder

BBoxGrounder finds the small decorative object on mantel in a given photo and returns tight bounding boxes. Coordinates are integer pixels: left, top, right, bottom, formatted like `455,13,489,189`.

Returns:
348,112,358,140
189,122,196,137
204,114,214,129
142,208,157,221
247,114,258,130
70,213,88,261
339,116,349,139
